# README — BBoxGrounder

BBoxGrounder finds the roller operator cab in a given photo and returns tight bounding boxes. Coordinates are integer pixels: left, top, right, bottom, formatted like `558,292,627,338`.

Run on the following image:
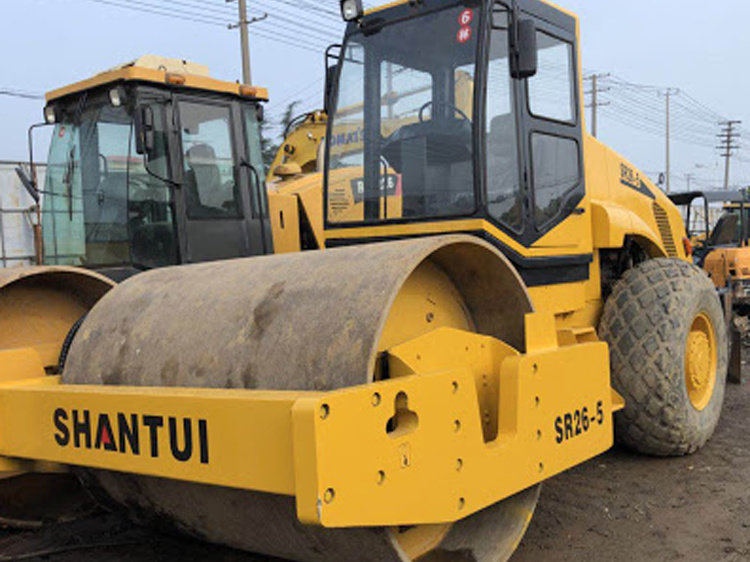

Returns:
318,0,688,326
39,56,272,280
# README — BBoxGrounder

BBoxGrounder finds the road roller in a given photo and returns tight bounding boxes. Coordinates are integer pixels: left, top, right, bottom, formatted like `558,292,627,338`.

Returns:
15,55,272,279
0,0,729,560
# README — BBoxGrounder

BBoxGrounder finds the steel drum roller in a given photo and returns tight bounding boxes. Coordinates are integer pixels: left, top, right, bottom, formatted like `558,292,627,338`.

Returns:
64,236,540,562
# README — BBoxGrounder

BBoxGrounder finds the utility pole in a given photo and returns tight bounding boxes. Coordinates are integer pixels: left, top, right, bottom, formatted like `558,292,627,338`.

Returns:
227,0,267,84
717,120,741,190
660,88,680,194
584,73,610,138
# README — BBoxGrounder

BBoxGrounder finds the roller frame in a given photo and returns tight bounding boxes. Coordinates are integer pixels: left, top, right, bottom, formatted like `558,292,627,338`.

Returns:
0,313,622,528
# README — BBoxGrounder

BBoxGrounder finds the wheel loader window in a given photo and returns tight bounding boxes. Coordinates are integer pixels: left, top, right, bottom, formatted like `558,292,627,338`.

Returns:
179,102,241,219
527,33,575,124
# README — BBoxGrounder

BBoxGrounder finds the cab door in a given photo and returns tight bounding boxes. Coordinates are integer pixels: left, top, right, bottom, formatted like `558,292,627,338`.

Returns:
515,0,588,253
172,97,266,263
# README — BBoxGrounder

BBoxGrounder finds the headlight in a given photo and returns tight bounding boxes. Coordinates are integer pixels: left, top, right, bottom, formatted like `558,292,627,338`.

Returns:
109,87,125,107
43,105,57,124
340,0,363,22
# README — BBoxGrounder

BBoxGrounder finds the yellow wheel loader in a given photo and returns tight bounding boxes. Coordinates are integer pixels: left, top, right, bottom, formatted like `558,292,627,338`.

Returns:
0,1,728,561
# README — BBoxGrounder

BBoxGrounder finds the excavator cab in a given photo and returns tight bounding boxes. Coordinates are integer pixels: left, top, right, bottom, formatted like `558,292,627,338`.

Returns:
35,57,272,280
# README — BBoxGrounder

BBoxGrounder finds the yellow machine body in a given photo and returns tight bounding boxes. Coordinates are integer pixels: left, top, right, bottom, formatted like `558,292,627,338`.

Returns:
704,247,750,293
267,111,328,183
269,136,686,330
0,232,623,562
0,319,616,528
0,1,707,561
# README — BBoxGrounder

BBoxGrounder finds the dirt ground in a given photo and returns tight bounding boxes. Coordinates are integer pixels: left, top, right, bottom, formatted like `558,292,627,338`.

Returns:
1,366,749,561
513,367,750,562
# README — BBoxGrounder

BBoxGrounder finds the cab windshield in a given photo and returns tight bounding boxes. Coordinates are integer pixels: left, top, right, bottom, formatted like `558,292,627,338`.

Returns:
326,2,480,224
42,95,176,269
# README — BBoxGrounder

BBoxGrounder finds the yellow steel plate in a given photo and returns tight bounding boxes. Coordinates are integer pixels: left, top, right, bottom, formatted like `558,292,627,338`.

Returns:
293,329,613,526
0,378,314,496
0,328,615,529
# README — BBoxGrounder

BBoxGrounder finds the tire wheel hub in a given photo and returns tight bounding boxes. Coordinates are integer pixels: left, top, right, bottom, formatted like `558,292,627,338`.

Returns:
685,313,717,411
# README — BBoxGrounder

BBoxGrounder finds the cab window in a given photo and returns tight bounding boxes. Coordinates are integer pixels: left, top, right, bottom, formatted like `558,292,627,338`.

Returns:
528,33,575,123
42,102,178,269
526,30,582,230
326,5,479,224
179,102,241,218
486,11,522,230
531,133,580,226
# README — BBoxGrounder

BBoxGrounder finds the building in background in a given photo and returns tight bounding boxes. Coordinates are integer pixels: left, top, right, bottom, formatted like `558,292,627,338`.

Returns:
0,161,45,267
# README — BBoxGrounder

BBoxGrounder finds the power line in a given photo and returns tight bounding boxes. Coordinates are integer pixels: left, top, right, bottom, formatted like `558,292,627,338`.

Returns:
139,0,340,44
254,0,341,25
82,0,228,26
0,88,43,100
267,76,324,113
590,73,731,157
75,0,329,53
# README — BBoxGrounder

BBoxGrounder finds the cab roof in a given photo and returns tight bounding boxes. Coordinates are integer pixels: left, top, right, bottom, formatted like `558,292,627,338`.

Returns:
46,55,269,104
365,0,577,20
668,190,748,206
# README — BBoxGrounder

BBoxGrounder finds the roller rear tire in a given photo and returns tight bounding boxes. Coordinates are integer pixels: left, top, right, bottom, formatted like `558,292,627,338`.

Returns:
599,258,727,456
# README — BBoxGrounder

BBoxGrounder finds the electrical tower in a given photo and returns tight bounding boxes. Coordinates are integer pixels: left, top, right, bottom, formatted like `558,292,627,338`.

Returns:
584,73,610,138
717,120,741,190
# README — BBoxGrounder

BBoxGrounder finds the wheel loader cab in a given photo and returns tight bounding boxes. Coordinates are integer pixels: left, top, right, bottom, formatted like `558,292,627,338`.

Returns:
40,59,272,280
325,0,587,266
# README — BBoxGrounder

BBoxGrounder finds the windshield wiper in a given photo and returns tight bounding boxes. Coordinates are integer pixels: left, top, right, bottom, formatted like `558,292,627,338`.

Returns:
63,146,76,220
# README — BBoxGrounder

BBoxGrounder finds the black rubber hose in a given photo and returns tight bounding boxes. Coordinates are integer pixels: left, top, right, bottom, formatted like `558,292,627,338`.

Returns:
57,314,87,374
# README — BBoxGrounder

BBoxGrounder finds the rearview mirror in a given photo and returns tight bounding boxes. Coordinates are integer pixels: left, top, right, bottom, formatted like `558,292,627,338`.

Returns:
324,64,337,116
511,19,538,79
324,44,342,116
15,166,39,203
134,105,155,156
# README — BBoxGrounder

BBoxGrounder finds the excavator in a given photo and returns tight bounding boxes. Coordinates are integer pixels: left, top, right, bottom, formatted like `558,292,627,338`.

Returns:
0,1,728,561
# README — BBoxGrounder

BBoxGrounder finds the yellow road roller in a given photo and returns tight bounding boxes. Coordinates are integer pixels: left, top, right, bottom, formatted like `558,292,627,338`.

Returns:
0,0,728,560
15,55,272,279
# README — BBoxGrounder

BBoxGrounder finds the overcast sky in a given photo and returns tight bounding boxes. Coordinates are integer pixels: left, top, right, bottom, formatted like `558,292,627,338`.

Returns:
1,0,748,191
